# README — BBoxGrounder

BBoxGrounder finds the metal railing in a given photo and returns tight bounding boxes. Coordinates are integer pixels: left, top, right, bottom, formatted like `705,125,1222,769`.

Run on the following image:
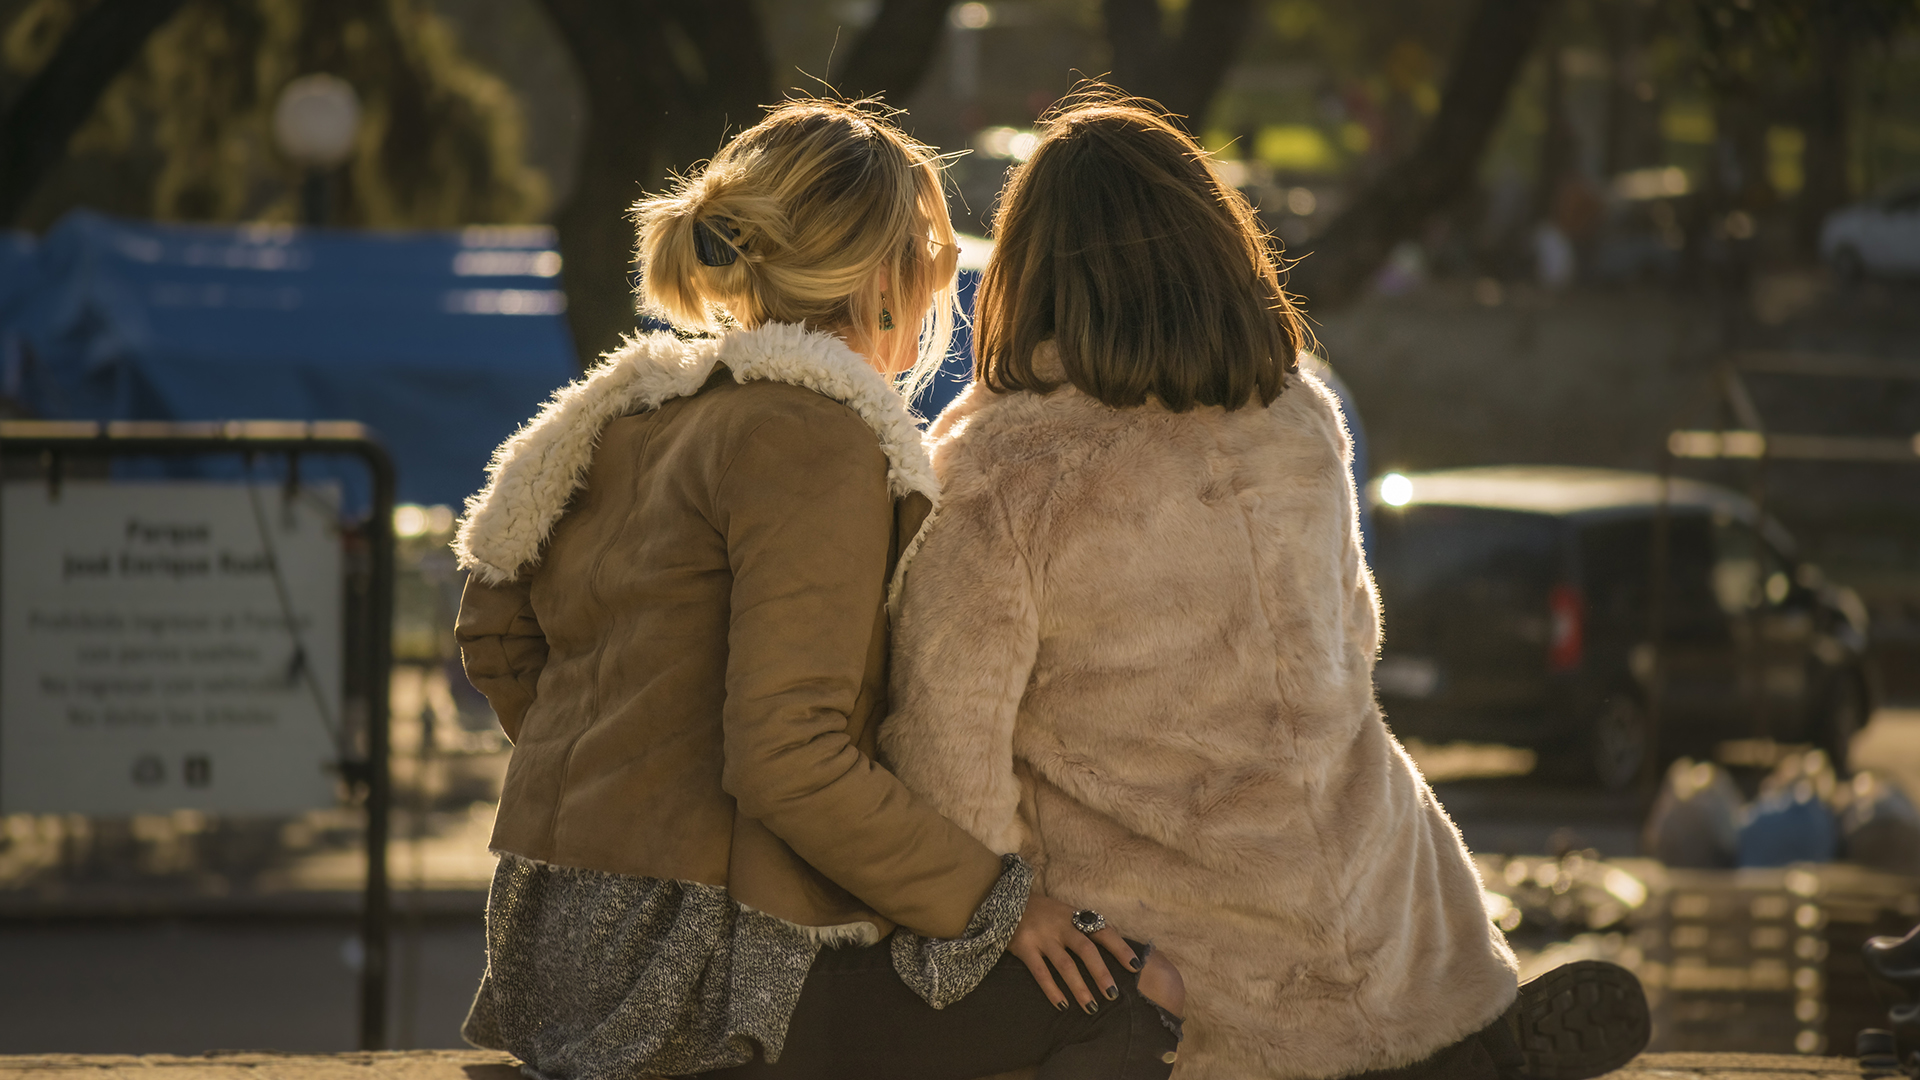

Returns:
0,419,398,1050
1644,351,1920,795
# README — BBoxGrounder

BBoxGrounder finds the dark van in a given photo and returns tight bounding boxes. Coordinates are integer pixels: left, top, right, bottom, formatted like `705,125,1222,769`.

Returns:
1367,467,1872,789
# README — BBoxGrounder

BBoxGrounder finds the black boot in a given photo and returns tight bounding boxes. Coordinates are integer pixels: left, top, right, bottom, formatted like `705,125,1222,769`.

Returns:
1865,926,1920,1075
1859,1028,1898,1072
1893,1006,1920,1077
1500,961,1651,1080
1867,926,1920,1009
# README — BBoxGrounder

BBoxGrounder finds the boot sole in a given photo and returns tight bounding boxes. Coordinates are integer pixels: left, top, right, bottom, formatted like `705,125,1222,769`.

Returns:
1507,960,1651,1080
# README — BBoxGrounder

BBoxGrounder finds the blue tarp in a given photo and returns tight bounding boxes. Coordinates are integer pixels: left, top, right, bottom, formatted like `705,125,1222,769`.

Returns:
0,213,1368,532
0,211,578,508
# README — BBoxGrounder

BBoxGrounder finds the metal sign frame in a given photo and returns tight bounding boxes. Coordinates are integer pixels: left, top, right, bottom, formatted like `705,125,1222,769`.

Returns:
1643,352,1920,795
0,419,397,1050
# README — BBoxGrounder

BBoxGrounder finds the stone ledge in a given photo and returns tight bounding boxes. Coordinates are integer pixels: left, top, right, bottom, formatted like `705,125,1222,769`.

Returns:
0,1052,519,1080
0,1052,1869,1080
1621,1054,1864,1076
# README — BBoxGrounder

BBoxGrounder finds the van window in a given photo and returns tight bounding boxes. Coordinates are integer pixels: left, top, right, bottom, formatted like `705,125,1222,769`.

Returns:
1577,513,1722,635
1375,506,1560,602
1373,504,1561,645
1710,511,1796,612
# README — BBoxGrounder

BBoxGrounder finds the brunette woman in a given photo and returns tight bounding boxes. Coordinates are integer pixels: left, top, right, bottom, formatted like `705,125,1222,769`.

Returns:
453,99,1181,1080
880,91,1649,1080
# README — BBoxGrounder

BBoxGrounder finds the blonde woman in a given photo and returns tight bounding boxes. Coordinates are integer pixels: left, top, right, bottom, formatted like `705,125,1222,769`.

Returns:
880,94,1649,1080
452,99,1182,1080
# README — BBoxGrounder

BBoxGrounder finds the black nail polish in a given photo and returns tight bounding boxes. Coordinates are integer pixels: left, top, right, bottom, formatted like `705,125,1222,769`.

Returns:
1130,957,1143,972
1084,1001,1099,1015
1056,1000,1068,1012
1105,985,1120,1000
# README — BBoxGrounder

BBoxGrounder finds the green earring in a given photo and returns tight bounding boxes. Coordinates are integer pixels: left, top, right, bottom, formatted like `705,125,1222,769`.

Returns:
879,303,894,331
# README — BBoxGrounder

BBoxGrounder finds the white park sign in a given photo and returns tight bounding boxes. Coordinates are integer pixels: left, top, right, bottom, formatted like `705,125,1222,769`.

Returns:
1,480,343,815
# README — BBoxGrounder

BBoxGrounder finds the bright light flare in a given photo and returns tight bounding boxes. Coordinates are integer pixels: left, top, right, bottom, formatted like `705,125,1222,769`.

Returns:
393,504,456,538
394,505,428,538
1603,867,1648,909
974,126,1040,162
952,1,992,28
1379,472,1414,507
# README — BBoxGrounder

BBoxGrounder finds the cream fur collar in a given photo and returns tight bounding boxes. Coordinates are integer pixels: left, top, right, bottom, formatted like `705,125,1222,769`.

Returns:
455,322,939,585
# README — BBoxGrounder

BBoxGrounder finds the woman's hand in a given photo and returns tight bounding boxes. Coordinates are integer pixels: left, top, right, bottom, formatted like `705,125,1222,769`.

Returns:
1008,890,1141,1013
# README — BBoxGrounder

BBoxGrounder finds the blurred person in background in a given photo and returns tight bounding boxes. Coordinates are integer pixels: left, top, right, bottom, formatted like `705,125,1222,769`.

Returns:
880,89,1649,1080
449,98,1183,1080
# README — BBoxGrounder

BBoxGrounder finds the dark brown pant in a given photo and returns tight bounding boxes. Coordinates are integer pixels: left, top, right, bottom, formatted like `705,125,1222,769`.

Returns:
694,938,1181,1080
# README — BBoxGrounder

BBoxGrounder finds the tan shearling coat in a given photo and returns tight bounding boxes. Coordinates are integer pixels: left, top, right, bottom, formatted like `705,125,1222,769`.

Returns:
453,322,1003,944
880,369,1520,1080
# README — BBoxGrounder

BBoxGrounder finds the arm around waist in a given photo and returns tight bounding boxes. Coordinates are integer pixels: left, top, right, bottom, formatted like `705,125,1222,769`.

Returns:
716,399,1002,940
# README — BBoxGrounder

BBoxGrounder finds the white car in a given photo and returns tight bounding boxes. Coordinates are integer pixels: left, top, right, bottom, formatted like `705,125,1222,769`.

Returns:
1821,179,1920,282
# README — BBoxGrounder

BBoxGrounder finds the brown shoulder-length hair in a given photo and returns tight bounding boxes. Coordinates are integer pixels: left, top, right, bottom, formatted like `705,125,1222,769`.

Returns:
974,89,1304,411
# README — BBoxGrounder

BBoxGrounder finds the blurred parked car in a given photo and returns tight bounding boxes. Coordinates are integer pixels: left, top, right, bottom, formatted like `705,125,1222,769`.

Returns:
1821,180,1920,283
1368,467,1873,790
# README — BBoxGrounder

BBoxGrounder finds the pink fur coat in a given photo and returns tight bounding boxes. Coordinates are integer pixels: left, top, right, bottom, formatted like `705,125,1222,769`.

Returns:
880,368,1519,1080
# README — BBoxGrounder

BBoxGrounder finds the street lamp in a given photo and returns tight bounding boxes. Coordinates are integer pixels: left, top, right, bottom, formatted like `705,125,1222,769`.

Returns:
273,74,362,226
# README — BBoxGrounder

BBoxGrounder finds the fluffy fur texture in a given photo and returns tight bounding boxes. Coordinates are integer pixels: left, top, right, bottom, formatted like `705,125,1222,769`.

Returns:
455,321,940,585
881,372,1519,1080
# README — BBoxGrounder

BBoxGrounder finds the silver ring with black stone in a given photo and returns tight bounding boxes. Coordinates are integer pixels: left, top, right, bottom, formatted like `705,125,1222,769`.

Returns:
1070,909,1106,935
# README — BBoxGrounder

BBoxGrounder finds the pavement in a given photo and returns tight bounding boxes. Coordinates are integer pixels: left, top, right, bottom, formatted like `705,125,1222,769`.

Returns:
0,1052,1878,1080
2,701,1915,1055
0,916,484,1054
0,670,495,1054
1428,707,1920,859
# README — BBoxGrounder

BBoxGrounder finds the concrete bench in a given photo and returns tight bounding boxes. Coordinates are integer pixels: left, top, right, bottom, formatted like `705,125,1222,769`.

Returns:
0,1053,519,1080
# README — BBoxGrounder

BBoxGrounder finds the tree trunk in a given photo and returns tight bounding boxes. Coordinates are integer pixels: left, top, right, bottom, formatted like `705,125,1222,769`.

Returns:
537,0,774,365
657,0,775,164
541,0,954,368
537,0,676,365
1102,0,1257,126
832,0,958,101
1797,22,1851,256
1534,35,1573,224
0,0,190,225
1602,0,1663,178
1285,0,1553,312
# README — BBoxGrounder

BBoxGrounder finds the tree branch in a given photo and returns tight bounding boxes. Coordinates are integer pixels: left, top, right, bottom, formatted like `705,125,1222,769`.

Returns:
0,0,189,224
1286,0,1553,311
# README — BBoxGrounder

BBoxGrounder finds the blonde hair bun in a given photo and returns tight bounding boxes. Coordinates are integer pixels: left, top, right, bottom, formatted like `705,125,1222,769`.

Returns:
633,99,957,398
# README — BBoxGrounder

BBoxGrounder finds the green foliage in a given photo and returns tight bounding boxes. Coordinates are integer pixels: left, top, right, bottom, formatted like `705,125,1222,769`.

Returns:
4,0,548,227
0,0,78,79
1211,0,1920,208
1691,0,1920,78
1208,0,1471,162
